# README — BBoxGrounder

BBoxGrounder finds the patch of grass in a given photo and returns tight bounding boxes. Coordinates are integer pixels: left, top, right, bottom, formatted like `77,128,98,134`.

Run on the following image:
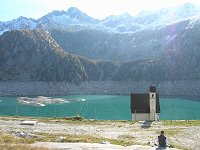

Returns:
109,138,135,146
0,133,35,144
34,132,136,146
61,134,104,144
64,116,84,121
155,128,183,137
31,132,57,142
61,134,136,146
0,116,199,127
0,116,135,127
163,120,200,126
118,134,135,140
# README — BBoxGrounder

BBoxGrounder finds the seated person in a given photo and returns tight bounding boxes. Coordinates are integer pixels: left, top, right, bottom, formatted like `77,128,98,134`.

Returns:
158,131,168,147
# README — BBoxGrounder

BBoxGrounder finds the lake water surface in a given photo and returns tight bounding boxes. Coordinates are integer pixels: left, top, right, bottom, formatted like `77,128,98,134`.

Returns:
0,95,199,120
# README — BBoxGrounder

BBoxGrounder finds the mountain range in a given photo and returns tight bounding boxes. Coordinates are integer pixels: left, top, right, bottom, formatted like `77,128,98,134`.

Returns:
1,3,200,34
0,3,200,85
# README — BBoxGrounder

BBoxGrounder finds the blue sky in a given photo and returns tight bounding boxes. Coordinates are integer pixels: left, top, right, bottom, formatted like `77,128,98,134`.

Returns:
0,0,200,21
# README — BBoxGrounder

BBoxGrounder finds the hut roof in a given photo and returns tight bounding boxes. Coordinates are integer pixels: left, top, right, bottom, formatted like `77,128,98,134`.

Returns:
130,93,160,113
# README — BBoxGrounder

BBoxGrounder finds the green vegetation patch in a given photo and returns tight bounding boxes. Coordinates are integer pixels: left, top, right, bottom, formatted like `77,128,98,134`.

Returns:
0,116,135,126
155,128,183,137
163,120,200,126
0,133,35,144
34,132,136,146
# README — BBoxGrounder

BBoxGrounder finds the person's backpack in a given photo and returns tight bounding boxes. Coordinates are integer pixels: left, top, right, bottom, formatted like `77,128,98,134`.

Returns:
158,135,166,147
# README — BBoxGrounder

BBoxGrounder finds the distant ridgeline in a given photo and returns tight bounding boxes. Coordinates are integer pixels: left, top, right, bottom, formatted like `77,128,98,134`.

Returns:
0,4,200,98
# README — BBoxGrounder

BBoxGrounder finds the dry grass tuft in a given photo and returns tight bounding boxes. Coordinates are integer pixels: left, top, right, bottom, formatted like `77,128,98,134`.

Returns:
0,133,35,144
163,120,200,126
35,132,136,146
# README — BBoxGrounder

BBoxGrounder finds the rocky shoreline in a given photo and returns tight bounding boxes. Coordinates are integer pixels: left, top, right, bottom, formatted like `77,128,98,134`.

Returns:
0,80,199,100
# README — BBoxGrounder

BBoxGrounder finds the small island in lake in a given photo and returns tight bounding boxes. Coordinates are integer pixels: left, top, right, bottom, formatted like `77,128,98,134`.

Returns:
17,96,69,107
17,96,86,107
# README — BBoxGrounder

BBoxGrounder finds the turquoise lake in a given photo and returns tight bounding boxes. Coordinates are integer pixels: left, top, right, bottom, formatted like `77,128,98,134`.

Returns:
0,95,199,120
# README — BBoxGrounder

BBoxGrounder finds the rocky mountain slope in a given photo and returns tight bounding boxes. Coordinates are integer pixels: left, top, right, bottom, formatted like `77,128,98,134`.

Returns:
49,18,189,61
112,21,200,81
1,22,200,83
0,30,89,83
0,30,121,82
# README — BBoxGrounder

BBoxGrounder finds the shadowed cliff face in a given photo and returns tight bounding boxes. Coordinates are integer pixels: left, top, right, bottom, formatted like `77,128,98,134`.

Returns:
0,30,119,82
0,30,88,83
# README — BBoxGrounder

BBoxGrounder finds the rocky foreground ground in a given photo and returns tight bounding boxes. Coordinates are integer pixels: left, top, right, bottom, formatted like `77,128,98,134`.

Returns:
0,117,199,150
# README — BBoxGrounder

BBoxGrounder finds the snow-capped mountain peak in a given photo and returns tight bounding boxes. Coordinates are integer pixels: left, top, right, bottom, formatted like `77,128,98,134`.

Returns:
38,7,98,27
0,16,37,35
1,3,200,34
65,7,98,23
66,7,82,16
45,10,66,17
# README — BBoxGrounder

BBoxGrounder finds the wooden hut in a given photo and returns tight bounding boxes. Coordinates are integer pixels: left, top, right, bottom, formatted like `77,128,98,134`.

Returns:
130,86,160,121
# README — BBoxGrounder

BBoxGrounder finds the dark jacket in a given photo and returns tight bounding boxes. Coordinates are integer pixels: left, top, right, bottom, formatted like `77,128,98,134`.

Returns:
158,135,166,147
